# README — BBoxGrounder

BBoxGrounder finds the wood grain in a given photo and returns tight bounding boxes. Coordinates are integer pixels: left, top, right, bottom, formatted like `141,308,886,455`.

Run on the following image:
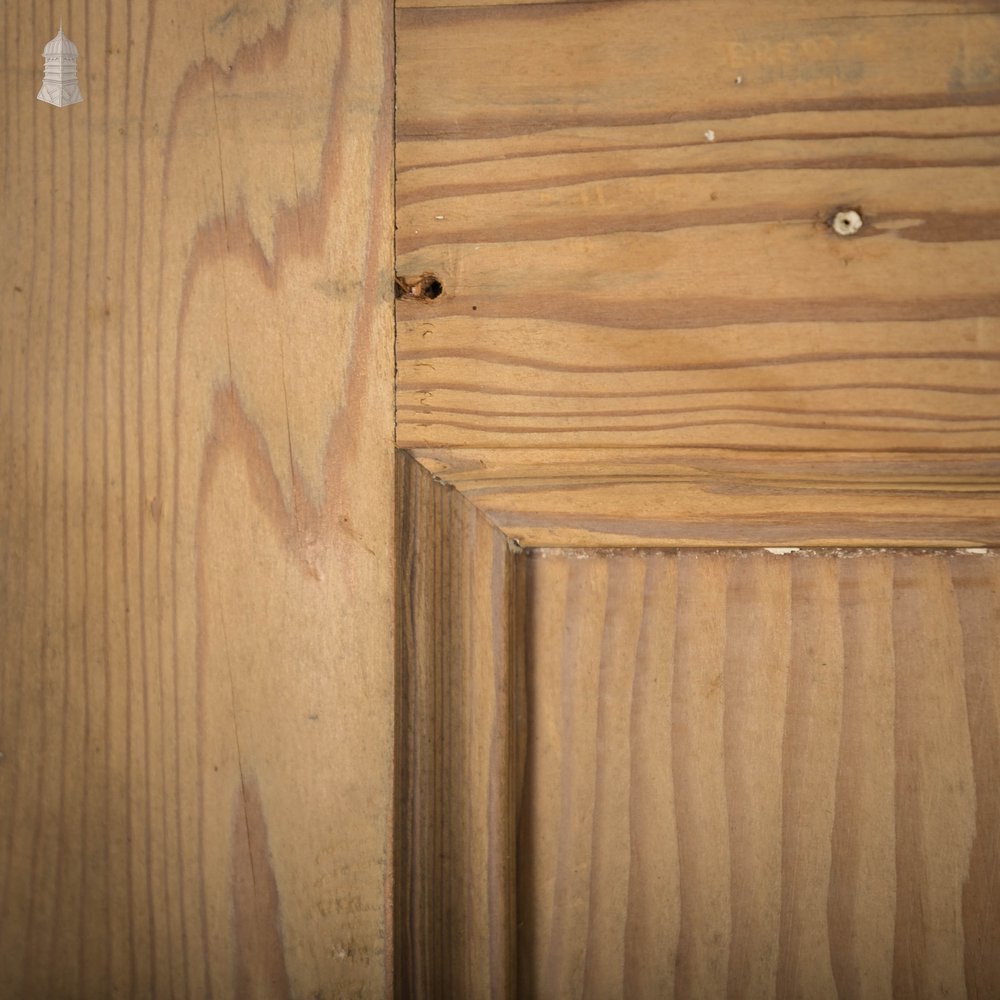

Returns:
519,548,1000,999
396,0,1000,454
395,451,525,999
392,5,1000,994
410,448,1000,548
0,0,394,996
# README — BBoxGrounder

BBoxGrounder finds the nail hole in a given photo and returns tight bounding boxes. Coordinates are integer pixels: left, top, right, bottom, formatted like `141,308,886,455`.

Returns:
830,208,863,237
395,273,444,301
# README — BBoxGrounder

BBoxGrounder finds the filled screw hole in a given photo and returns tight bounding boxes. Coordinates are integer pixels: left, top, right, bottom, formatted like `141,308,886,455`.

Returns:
395,273,444,301
830,208,864,237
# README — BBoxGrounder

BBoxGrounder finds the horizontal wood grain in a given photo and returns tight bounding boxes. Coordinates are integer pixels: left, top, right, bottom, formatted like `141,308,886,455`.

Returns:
519,548,1000,999
409,449,1000,547
395,452,525,999
399,0,588,7
395,0,1000,454
1,0,394,996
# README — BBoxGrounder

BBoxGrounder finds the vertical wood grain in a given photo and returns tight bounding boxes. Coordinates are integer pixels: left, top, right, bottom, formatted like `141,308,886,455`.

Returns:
670,554,730,998
827,556,896,1000
0,0,394,996
778,558,843,999
892,557,975,997
519,549,1000,999
395,453,525,999
952,556,1000,998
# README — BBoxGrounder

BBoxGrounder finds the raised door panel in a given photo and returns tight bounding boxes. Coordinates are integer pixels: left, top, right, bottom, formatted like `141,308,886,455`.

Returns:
396,459,1000,998
520,548,1000,999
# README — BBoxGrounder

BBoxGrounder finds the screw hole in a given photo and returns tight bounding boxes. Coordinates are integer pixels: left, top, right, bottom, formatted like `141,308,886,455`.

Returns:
395,273,444,301
830,208,863,237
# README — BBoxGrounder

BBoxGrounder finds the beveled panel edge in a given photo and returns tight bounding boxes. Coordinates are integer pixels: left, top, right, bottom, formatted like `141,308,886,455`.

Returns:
403,447,1000,549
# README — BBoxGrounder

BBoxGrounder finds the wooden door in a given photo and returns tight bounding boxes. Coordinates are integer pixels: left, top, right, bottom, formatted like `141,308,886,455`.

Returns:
3,0,999,997
394,1,1000,997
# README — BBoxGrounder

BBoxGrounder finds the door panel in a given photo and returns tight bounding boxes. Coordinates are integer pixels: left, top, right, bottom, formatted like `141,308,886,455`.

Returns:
520,549,1000,998
394,2,1000,997
396,461,1000,997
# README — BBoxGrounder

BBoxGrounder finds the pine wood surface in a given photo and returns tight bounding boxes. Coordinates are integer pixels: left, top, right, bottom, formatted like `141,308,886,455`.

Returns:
396,0,1000,456
0,1,394,996
395,452,524,998
519,548,1000,999
392,4,1000,996
410,448,1000,548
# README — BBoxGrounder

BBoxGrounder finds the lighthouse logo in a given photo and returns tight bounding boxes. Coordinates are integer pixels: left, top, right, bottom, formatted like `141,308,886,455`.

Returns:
37,22,83,108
